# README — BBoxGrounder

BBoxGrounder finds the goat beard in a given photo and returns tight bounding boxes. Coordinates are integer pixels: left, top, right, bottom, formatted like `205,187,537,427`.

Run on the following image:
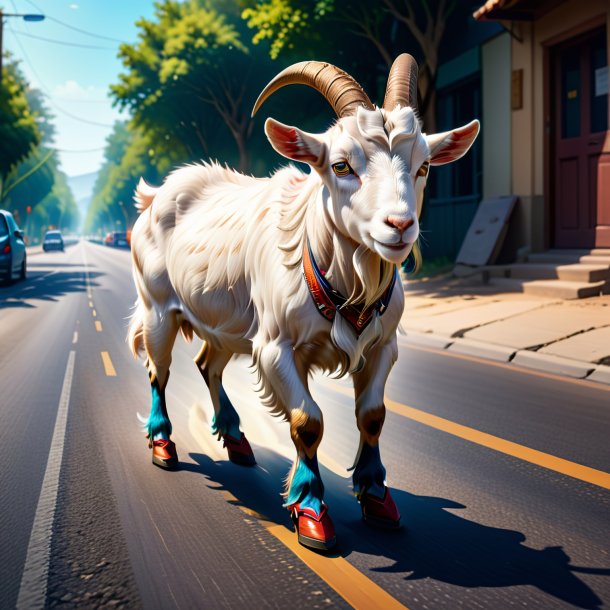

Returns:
346,244,396,310
328,245,396,375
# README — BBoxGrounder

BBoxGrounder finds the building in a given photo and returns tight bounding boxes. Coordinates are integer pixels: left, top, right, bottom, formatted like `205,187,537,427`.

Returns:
474,0,609,253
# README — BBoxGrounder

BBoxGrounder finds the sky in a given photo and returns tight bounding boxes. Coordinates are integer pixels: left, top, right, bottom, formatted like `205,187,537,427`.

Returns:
3,0,161,177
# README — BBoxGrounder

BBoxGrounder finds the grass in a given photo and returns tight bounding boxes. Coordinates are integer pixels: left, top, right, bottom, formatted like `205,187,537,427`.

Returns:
403,256,454,280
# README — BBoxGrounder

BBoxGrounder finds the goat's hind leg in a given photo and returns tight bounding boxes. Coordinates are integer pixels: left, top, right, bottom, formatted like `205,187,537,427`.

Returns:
194,341,255,465
142,308,180,469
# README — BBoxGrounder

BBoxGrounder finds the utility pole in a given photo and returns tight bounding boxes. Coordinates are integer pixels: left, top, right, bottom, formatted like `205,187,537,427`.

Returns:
0,10,45,85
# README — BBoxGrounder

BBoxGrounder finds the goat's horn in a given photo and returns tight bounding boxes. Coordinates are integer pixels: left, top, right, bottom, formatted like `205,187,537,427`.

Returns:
383,53,419,112
251,61,374,119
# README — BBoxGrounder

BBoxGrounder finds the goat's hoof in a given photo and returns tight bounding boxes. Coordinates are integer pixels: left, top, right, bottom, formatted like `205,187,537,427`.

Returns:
222,433,256,466
151,439,179,469
359,487,401,529
288,503,336,551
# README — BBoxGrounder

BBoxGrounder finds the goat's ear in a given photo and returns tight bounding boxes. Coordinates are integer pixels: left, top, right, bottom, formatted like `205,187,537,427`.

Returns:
426,120,480,166
265,118,325,168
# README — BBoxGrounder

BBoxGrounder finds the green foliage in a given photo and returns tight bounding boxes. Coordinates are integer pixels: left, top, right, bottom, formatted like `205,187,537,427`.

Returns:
85,121,167,234
0,61,78,237
241,0,332,59
111,0,267,172
26,88,57,146
0,59,40,184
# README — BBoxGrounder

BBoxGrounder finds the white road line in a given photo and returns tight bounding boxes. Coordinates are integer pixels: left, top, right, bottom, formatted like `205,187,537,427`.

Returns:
16,351,76,610
72,331,78,344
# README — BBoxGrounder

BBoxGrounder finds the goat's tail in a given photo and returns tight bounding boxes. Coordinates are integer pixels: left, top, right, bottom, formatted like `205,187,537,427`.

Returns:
134,178,158,213
127,301,145,359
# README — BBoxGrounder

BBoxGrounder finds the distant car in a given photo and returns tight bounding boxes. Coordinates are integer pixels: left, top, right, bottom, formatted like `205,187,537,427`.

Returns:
110,231,130,248
0,210,27,283
43,230,64,252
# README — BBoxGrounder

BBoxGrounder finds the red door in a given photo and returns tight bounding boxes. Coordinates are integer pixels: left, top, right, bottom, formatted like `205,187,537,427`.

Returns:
553,27,609,248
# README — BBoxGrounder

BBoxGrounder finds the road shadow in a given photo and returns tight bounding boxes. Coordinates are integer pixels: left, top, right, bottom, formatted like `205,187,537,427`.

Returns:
184,447,607,609
0,270,103,309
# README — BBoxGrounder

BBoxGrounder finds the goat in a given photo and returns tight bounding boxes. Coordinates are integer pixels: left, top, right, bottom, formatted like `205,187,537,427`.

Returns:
127,54,479,550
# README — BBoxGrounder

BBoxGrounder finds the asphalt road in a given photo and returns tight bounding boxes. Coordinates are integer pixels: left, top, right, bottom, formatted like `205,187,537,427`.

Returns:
1,240,609,610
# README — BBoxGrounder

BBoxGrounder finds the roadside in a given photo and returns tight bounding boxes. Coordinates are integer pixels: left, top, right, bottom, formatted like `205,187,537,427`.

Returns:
399,272,610,386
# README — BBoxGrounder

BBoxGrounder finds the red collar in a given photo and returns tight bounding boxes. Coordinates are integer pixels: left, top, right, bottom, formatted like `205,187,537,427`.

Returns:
302,239,397,337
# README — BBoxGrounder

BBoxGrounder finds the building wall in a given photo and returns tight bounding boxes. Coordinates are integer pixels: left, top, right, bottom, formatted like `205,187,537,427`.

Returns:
510,0,610,251
482,33,511,199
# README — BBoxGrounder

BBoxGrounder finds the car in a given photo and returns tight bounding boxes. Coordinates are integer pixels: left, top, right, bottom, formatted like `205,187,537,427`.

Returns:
0,209,27,284
110,231,130,248
43,230,64,252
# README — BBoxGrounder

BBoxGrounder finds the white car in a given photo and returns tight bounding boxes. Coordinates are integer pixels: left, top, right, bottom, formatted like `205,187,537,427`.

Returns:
43,230,65,252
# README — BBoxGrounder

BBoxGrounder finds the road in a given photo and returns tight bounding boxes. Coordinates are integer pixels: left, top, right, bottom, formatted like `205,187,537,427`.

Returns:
1,239,609,610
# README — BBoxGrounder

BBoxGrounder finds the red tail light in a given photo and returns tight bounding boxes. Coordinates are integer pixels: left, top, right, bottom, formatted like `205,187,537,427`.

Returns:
2,244,10,254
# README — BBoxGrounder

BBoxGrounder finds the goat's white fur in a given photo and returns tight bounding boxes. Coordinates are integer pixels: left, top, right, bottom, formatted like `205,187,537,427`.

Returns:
128,106,479,426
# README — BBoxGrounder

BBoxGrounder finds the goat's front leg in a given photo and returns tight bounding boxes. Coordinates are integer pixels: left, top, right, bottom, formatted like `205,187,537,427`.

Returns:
351,337,401,528
256,339,336,551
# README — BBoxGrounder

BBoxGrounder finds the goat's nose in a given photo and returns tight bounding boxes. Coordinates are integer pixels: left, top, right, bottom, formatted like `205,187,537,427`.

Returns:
386,216,415,232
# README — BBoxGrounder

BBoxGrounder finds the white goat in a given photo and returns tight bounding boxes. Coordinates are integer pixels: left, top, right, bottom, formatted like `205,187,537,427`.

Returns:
127,55,479,550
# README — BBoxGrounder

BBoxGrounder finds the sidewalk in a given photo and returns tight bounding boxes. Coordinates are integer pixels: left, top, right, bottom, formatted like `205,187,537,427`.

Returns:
399,272,610,386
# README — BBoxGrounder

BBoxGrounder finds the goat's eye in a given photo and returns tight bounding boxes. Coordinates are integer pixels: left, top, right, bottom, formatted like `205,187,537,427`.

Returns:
332,162,353,177
416,161,430,178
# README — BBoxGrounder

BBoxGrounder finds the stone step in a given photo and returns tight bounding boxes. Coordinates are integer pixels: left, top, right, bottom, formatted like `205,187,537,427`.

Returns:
488,277,529,292
528,252,610,266
508,263,610,282
580,255,610,266
527,252,582,264
522,279,607,299
545,248,610,257
489,277,607,299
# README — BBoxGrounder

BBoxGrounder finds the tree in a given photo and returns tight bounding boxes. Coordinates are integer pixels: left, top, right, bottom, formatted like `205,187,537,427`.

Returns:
240,0,461,132
112,0,274,172
0,57,40,197
85,121,167,234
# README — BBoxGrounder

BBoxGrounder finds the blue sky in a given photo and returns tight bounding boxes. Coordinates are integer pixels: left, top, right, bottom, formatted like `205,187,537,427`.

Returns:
4,0,161,176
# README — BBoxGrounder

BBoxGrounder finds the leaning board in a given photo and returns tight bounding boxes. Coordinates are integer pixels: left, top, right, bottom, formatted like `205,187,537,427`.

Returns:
455,196,517,266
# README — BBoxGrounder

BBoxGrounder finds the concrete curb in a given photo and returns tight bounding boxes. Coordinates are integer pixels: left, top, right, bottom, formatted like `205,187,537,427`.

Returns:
510,350,595,379
399,329,610,386
448,338,516,362
400,331,453,350
587,365,610,386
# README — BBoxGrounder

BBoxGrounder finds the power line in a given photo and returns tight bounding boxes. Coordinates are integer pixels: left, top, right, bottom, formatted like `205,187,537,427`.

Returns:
6,28,116,128
22,0,126,43
46,16,126,44
7,27,117,50
48,146,106,153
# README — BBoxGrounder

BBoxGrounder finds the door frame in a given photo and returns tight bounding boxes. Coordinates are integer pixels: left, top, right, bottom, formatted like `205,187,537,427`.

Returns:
543,14,608,249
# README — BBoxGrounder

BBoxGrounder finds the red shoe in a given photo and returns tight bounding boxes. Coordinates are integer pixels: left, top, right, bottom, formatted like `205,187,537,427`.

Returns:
151,439,179,469
288,503,336,551
222,433,256,466
359,487,401,529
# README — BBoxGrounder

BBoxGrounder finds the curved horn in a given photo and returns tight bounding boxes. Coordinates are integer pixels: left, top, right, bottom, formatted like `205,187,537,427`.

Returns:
383,53,419,112
251,61,374,119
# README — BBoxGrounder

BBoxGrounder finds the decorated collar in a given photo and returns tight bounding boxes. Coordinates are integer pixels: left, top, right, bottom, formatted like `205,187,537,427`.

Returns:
302,238,397,337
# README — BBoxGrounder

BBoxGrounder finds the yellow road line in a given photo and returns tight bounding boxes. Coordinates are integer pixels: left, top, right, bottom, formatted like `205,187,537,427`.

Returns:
326,383,610,490
222,491,408,610
89,301,93,308
92,309,97,317
95,321,102,332
101,352,116,376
